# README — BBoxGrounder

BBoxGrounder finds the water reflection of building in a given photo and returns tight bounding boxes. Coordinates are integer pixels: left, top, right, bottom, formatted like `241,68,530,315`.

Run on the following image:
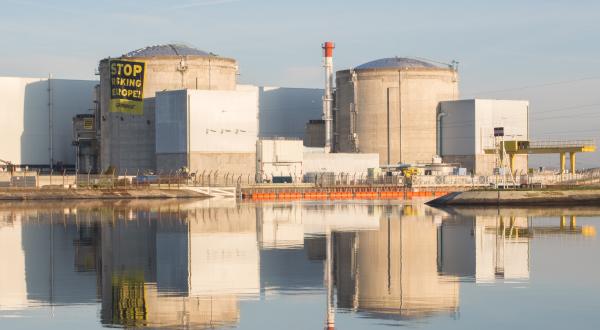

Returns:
0,213,28,310
257,202,381,294
335,208,460,318
101,203,259,328
0,209,99,310
4,201,596,327
439,216,530,282
0,202,258,328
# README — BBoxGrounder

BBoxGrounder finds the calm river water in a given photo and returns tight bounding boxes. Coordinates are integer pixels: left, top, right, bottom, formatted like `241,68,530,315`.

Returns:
0,199,598,329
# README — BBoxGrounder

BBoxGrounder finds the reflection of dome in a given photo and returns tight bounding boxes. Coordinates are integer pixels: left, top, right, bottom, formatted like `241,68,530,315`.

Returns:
122,44,213,58
355,57,438,70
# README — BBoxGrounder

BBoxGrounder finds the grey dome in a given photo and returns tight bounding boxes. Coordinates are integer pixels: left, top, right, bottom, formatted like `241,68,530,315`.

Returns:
122,44,213,58
355,57,438,70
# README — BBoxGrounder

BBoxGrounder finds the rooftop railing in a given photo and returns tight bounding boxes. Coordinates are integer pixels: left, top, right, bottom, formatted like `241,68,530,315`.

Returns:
528,139,596,148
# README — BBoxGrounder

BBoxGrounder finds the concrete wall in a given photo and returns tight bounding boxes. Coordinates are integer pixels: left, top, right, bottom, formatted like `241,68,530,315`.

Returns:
336,68,458,165
304,120,325,147
155,87,258,175
99,55,238,172
440,99,529,175
258,86,322,139
188,87,258,153
477,154,528,175
156,153,187,173
190,152,256,176
0,77,96,167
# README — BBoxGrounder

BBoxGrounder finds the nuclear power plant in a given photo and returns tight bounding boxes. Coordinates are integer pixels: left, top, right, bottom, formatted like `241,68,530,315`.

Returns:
4,40,595,182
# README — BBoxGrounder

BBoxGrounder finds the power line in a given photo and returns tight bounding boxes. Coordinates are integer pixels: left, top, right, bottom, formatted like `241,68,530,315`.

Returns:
532,109,600,120
530,102,600,115
463,76,600,96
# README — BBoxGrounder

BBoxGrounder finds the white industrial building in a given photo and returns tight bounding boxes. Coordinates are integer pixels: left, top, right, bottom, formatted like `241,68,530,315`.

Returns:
256,139,379,183
0,76,96,168
303,151,380,175
256,139,304,182
156,86,259,175
439,99,529,175
155,85,326,176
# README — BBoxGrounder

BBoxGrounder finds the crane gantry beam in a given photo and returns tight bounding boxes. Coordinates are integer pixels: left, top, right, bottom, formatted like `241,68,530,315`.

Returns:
484,140,596,174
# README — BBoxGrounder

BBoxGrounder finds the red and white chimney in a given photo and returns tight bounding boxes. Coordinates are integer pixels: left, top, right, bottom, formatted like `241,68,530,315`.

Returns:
322,41,335,153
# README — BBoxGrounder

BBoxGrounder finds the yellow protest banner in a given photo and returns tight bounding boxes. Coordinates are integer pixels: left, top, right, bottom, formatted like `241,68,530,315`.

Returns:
109,59,145,115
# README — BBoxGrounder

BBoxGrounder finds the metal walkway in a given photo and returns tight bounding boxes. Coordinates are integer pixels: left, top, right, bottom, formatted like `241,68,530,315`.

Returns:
485,139,597,174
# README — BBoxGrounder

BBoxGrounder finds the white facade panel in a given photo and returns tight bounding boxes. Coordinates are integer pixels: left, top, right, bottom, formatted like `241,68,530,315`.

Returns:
474,99,529,153
0,77,96,166
188,88,259,153
258,86,322,139
441,99,529,156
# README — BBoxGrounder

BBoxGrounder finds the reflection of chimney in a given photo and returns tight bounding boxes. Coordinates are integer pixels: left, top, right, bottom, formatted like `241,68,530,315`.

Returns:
322,41,335,153
324,229,335,330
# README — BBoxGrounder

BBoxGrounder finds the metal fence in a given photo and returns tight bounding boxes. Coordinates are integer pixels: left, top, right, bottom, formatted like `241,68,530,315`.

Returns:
411,171,600,188
411,175,492,188
2,168,599,190
0,171,38,188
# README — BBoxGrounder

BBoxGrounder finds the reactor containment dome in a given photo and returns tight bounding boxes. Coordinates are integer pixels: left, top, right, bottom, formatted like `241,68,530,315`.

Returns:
335,57,459,165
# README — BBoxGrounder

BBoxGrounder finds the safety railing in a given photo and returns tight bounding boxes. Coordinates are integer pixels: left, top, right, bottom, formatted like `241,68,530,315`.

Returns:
529,139,596,149
2,168,599,190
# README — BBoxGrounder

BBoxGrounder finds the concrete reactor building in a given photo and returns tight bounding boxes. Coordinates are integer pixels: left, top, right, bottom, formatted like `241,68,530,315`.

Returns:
98,44,238,172
335,57,459,165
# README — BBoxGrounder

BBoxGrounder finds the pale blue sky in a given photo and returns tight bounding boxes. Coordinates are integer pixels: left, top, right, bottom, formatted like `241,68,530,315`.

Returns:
1,0,600,167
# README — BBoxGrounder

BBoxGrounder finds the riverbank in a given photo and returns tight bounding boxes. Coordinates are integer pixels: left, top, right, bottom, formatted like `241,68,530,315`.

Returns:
0,188,209,200
427,188,600,206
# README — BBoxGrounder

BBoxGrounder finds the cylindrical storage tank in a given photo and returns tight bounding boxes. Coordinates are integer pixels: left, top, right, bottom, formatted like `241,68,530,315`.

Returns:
335,58,458,165
98,44,238,173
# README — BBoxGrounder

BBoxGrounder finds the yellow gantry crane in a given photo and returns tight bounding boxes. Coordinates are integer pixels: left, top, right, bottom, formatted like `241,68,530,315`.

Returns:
485,140,596,174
